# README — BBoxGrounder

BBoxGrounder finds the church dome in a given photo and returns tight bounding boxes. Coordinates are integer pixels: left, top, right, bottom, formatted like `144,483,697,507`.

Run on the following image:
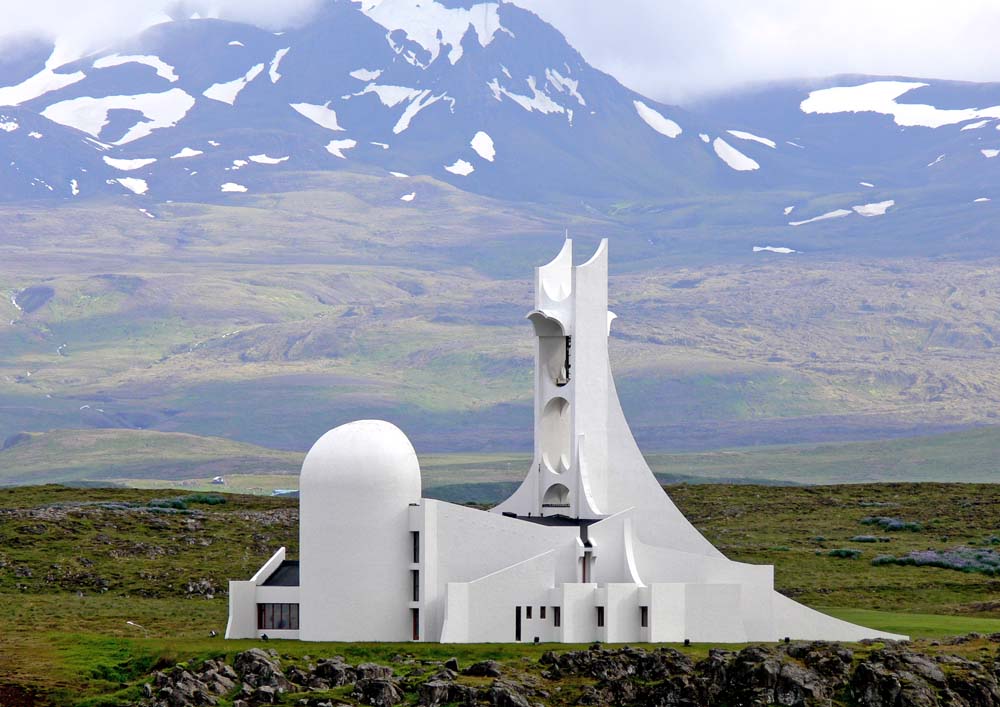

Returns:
300,419,421,501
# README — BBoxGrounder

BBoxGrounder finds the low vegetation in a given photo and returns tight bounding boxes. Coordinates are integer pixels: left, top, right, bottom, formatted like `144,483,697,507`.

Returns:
1,483,999,705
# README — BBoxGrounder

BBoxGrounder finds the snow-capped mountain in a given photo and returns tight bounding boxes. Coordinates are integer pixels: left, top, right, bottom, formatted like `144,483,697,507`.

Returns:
1,0,999,238
0,0,724,202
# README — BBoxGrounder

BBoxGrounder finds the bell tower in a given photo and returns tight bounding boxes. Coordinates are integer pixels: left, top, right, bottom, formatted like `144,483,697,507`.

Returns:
494,239,613,520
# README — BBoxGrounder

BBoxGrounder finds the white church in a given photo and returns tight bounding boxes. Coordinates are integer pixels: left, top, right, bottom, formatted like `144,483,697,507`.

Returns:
226,240,904,644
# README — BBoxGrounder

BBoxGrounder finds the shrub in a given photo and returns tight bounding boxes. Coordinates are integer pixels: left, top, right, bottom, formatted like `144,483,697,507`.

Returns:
871,547,1000,576
810,536,827,542
182,494,226,506
860,516,922,532
828,548,862,559
147,498,187,510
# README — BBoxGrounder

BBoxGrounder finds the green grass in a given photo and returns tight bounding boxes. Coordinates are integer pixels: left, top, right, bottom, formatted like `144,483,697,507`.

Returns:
1,482,999,705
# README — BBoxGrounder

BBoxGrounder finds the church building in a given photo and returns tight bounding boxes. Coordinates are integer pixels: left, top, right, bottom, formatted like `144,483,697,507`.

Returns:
226,240,904,643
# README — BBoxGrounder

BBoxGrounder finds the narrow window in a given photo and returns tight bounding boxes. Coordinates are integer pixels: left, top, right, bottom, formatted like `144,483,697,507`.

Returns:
278,603,289,629
515,606,522,641
553,606,561,627
412,531,420,563
526,606,532,619
290,603,299,630
411,608,420,640
640,606,649,628
581,555,590,583
257,603,265,630
540,606,547,620
411,569,419,601
596,606,605,628
266,603,274,629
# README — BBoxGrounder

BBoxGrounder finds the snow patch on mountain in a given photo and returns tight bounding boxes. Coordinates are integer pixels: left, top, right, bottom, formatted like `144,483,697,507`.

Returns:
713,137,759,171
981,149,999,158
860,181,874,187
400,192,415,201
325,139,357,158
699,133,709,143
0,67,86,106
783,206,795,215
389,171,408,178
961,119,990,131
249,154,289,164
269,48,290,83
545,68,585,106
470,131,495,161
490,77,567,118
171,147,203,158
290,102,345,131
353,84,422,107
350,68,382,81
28,131,42,139
41,89,196,144
727,129,776,148
789,209,851,226
203,63,264,104
70,179,79,196
754,246,796,254
103,156,157,171
853,200,894,216
93,54,179,83
221,182,247,192
633,100,681,138
395,91,447,133
927,154,945,167
114,177,148,195
353,0,508,65
228,41,244,47
445,158,474,175
975,197,990,202
801,80,1000,129
0,120,17,132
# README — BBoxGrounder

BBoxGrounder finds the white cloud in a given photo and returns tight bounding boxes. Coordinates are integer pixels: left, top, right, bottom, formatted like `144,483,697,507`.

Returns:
511,0,1000,104
0,0,322,67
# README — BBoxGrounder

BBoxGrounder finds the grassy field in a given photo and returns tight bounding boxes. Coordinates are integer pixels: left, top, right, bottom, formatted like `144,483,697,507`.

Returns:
4,178,1000,461
2,483,1000,705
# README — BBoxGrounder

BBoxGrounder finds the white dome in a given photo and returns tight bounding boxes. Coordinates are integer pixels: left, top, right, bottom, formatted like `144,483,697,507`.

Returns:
300,419,421,500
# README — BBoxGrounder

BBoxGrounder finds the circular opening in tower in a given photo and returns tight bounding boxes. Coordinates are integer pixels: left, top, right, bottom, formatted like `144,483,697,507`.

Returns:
540,396,570,473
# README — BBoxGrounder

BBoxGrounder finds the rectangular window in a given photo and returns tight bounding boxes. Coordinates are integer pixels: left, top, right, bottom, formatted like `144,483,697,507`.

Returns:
540,606,546,620
411,608,420,640
640,606,649,628
515,606,522,641
256,603,300,630
412,531,420,563
553,606,561,627
596,606,605,628
411,569,420,601
526,606,532,619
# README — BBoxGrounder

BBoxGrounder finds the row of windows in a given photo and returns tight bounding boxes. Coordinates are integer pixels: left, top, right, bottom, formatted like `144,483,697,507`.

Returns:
257,603,299,630
516,605,650,636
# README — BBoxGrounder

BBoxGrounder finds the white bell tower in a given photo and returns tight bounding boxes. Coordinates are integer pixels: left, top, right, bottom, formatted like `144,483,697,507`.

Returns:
494,239,614,519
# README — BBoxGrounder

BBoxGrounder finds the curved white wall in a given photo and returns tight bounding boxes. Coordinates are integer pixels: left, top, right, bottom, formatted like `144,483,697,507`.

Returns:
299,420,421,641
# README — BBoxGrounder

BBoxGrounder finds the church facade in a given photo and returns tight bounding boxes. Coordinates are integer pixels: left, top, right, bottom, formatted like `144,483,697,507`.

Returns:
226,240,904,643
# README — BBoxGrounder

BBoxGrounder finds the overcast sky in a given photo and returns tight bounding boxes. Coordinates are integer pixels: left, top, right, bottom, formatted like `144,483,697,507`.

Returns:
4,0,1000,104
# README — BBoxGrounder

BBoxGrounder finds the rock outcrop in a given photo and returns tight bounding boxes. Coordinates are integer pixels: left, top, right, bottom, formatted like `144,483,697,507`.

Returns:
138,639,1000,707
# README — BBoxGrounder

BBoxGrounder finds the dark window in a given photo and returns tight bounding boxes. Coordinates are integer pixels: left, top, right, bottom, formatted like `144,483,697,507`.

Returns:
257,603,300,630
553,606,561,627
596,606,605,628
640,606,649,628
411,569,419,601
515,606,522,641
540,606,547,620
526,606,532,619
412,531,420,563
411,608,420,640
